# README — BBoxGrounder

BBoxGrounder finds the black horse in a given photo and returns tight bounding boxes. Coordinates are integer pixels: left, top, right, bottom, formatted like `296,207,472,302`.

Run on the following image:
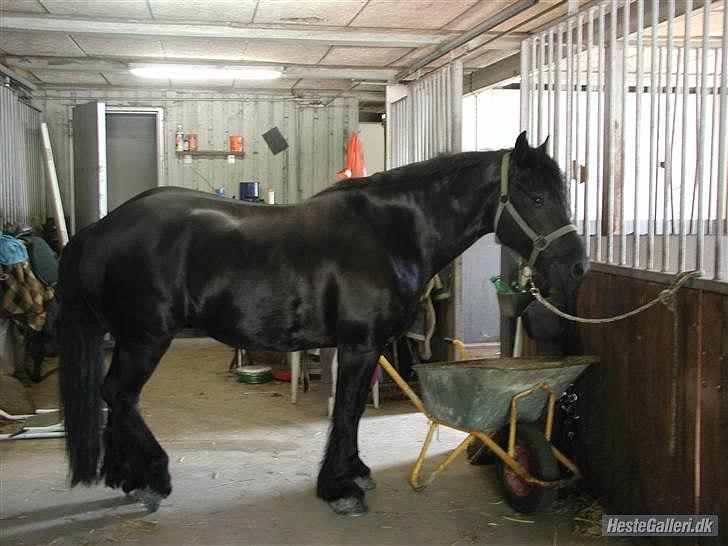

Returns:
57,132,587,516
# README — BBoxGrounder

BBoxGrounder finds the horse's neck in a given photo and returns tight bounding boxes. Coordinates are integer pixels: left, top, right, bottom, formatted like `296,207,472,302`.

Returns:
407,155,501,278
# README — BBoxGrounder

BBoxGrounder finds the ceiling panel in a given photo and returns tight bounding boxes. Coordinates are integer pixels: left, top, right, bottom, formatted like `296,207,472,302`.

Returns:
0,29,83,56
350,0,478,30
293,78,353,90
0,0,47,14
319,46,412,66
243,42,329,64
463,48,516,70
72,35,164,58
38,0,151,19
443,1,511,31
29,68,106,84
385,45,438,67
148,0,256,24
253,0,366,26
162,38,246,61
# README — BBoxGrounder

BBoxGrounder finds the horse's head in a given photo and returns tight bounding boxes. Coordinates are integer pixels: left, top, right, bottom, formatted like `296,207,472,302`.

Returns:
494,131,588,298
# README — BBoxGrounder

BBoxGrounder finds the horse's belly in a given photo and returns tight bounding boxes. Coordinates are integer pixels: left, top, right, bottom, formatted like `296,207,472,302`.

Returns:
194,292,332,352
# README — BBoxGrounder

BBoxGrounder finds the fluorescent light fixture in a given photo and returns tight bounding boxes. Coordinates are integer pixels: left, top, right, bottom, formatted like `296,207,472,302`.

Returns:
129,64,281,80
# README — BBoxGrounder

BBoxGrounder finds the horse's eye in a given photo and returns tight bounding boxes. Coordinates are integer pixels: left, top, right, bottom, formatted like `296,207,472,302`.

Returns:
533,196,544,207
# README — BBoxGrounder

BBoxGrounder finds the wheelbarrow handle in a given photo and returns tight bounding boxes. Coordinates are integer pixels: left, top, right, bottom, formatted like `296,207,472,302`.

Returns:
378,356,429,416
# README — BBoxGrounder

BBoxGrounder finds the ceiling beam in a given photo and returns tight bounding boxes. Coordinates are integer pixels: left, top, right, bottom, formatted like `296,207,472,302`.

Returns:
2,14,455,48
4,56,399,81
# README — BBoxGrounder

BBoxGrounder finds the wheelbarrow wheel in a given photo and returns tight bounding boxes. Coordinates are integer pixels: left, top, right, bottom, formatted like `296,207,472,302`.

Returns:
495,423,559,514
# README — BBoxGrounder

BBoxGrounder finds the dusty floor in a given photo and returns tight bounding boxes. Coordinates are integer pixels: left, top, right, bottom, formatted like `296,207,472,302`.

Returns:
1,339,620,546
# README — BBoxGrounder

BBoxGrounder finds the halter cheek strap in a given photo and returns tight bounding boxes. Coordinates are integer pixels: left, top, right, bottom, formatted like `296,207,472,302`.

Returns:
494,151,577,268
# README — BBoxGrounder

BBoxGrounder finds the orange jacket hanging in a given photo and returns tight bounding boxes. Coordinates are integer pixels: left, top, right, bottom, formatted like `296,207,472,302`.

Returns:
337,131,367,180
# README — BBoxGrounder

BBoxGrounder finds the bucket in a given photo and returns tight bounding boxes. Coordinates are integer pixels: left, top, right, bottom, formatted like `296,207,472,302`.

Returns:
230,135,244,152
234,365,273,384
239,182,260,200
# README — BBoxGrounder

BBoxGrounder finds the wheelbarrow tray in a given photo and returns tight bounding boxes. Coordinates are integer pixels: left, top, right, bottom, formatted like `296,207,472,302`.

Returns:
413,355,598,432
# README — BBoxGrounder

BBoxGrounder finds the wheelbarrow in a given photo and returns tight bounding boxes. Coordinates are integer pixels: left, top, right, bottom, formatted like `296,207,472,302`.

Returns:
377,353,599,514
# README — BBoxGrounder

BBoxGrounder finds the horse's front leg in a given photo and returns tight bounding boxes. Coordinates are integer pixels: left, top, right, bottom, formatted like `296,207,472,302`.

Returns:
317,348,379,516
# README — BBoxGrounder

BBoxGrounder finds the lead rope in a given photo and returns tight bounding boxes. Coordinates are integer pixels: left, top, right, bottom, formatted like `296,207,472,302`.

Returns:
526,269,703,324
528,268,703,454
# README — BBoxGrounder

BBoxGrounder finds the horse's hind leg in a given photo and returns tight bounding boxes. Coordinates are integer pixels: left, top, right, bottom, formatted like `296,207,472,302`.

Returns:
100,337,172,512
317,348,379,516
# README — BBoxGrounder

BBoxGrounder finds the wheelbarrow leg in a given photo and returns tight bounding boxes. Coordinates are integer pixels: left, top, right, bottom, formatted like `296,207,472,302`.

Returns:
410,423,475,492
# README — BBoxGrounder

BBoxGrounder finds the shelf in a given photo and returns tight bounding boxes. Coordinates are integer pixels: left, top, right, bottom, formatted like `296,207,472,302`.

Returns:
175,151,245,157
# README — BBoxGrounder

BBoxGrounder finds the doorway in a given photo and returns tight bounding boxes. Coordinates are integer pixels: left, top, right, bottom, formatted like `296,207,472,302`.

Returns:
106,112,158,211
72,103,163,232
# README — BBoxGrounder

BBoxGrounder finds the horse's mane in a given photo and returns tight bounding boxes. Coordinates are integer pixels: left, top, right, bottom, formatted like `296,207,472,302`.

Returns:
313,151,495,197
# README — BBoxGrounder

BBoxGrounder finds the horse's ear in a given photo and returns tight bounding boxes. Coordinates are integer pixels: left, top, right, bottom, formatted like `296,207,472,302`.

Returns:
538,136,550,153
513,131,530,163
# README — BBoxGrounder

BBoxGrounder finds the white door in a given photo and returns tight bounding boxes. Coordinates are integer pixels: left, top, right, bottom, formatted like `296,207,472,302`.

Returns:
72,101,107,231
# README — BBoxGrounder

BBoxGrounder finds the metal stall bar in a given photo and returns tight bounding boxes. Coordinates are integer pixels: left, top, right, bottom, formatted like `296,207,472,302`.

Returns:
538,33,545,143
696,0,711,271
547,29,554,153
607,0,617,263
633,0,644,268
554,25,563,161
663,0,675,272
521,38,531,132
717,4,728,281
531,38,538,140
566,20,574,186
596,2,606,261
584,9,594,256
647,0,659,269
678,0,693,272
710,50,719,237
620,0,630,265
575,12,584,226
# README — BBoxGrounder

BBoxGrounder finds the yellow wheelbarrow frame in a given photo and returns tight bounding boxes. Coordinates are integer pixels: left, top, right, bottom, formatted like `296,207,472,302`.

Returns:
377,354,582,492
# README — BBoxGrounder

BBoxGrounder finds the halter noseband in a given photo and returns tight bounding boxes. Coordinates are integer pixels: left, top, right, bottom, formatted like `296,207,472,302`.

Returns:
494,151,577,268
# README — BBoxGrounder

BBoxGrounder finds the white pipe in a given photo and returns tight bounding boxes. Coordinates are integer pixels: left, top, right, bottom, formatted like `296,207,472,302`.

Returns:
40,123,69,246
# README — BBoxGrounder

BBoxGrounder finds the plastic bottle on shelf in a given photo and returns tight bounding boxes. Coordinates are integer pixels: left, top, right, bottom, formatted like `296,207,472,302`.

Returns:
175,125,184,152
490,275,511,293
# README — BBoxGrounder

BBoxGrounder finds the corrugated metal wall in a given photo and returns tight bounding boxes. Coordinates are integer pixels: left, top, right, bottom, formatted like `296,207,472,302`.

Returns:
36,89,358,222
0,86,45,226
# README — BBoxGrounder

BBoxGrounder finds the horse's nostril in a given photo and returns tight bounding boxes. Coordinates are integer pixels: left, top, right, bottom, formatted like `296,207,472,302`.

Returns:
571,262,585,278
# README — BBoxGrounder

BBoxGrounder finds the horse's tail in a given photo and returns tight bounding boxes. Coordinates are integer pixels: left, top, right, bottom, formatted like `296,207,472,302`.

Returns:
57,239,106,485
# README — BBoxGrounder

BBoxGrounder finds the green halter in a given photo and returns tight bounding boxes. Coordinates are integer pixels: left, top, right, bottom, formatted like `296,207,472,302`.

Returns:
494,151,577,268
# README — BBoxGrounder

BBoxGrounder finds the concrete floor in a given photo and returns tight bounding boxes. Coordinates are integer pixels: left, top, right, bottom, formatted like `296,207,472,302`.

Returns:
1,339,618,546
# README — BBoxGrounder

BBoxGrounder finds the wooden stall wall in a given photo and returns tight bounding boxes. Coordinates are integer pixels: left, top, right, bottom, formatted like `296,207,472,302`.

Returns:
524,271,726,543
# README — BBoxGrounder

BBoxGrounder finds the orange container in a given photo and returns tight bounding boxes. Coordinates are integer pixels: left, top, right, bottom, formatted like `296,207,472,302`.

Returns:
229,135,244,152
186,132,198,151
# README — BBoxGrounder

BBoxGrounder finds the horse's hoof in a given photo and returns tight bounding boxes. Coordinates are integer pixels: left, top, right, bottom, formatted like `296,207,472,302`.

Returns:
329,497,368,517
354,475,376,491
129,488,164,513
